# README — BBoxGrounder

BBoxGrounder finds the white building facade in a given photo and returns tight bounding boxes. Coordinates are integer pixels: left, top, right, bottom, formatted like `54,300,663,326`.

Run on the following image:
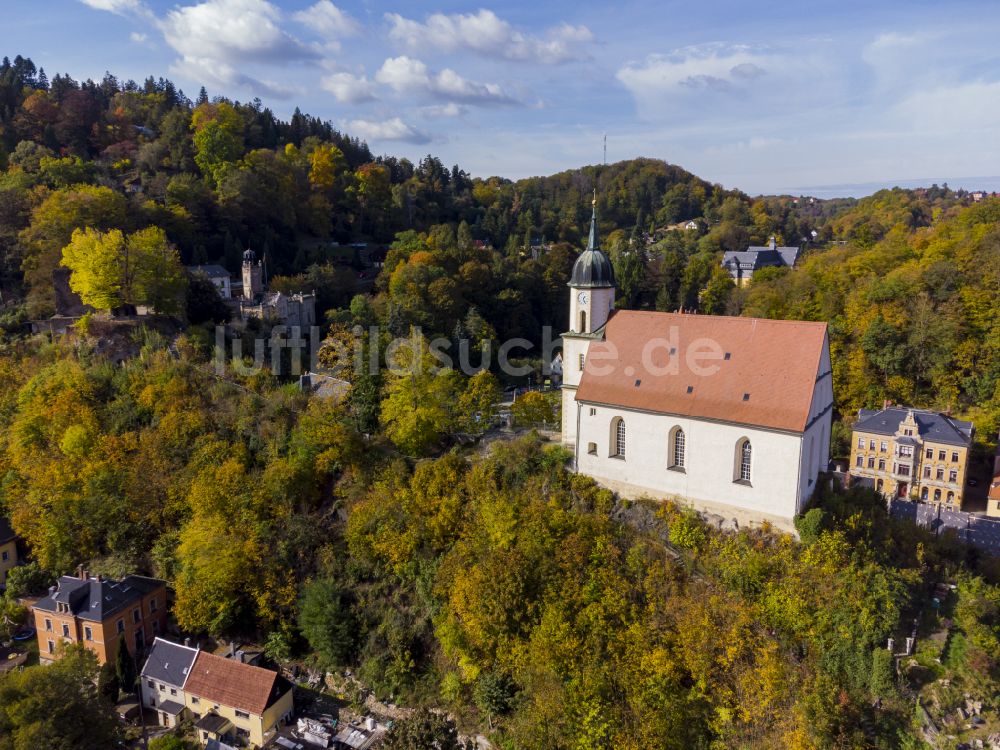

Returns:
561,209,832,529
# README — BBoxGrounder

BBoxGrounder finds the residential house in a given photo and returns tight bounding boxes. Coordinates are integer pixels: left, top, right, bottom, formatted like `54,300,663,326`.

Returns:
562,205,832,531
31,568,167,665
0,516,17,589
187,265,233,299
141,637,201,729
850,406,974,507
184,649,294,748
722,236,801,286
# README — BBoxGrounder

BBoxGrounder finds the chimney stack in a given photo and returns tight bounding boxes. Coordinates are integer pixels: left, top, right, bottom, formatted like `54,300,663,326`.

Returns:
184,637,191,648
883,399,891,411
769,236,776,250
236,650,245,664
76,564,87,581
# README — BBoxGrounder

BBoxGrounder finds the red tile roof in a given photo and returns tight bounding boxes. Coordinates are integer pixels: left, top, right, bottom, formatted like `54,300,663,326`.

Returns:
184,650,279,716
574,311,828,432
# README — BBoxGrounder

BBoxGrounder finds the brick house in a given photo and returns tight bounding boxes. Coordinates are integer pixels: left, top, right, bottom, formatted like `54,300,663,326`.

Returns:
32,567,167,665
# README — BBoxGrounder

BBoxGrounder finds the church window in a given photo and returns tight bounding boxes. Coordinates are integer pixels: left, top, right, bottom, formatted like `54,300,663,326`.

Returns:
589,408,596,416
579,310,587,332
670,427,685,469
611,418,626,458
578,353,585,372
739,441,752,482
587,442,597,455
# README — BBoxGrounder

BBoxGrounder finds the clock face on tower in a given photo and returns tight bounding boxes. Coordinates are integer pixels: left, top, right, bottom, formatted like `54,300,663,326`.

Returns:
577,291,588,304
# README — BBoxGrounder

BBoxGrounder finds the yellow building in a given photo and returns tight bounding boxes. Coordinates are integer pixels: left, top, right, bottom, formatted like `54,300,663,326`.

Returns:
0,516,18,589
184,649,294,748
850,407,974,507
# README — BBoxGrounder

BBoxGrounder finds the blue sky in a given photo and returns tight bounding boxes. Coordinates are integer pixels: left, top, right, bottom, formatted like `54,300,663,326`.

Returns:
4,0,1000,195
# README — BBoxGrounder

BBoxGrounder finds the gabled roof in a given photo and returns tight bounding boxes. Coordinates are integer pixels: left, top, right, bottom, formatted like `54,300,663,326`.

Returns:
574,311,828,432
141,637,200,688
853,408,974,447
186,264,231,279
0,516,15,544
722,246,800,272
184,650,289,716
33,575,164,622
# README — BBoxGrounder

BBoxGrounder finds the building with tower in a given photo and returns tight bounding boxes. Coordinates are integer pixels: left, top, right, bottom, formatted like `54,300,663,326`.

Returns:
242,248,264,301
561,203,833,529
237,248,316,328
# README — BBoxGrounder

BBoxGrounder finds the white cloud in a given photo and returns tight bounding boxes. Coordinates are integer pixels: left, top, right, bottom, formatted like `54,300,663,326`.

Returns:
375,56,518,105
321,72,376,104
155,0,316,97
420,103,467,118
375,56,431,91
617,44,773,98
130,31,148,43
385,9,592,64
344,117,430,144
292,1,359,38
79,0,141,13
160,0,317,65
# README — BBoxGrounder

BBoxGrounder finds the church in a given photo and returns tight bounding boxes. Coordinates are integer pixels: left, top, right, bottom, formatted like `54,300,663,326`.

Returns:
561,204,833,529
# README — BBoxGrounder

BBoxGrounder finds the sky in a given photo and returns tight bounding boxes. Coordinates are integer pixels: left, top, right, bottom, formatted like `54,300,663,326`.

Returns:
4,0,1000,195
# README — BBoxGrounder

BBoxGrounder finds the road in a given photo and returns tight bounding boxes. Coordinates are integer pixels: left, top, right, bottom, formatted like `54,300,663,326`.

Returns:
890,500,1000,555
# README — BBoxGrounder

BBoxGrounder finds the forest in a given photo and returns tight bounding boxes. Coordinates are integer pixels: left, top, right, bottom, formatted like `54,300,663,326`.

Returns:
0,53,999,749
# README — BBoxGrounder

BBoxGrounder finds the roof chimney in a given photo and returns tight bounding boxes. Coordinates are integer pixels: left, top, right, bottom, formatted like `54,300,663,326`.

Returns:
236,650,245,664
883,399,891,411
769,236,776,250
76,564,87,581
184,637,191,648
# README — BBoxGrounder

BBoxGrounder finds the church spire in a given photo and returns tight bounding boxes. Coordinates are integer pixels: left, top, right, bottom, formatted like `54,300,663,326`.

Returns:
587,190,599,251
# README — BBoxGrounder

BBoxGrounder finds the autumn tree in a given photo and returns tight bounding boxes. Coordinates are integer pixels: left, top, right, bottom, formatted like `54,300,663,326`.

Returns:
60,226,187,314
0,644,121,750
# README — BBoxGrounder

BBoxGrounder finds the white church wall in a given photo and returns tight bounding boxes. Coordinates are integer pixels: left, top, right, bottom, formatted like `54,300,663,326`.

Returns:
575,403,806,522
794,337,834,511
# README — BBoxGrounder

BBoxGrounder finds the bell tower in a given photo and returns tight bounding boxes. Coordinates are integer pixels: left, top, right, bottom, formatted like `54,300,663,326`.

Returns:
561,196,616,447
242,247,263,300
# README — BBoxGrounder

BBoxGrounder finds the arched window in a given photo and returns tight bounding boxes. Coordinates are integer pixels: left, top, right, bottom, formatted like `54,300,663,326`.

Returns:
735,438,752,482
671,427,686,469
921,487,928,501
876,478,884,492
611,417,625,458
933,488,941,502
947,491,955,504
579,310,587,332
